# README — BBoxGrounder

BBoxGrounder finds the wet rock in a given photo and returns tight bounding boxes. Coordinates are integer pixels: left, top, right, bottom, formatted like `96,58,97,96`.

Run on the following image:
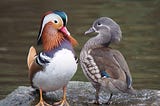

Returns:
0,81,160,106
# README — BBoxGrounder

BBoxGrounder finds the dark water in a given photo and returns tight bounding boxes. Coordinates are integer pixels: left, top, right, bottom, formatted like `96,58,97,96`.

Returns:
0,0,159,100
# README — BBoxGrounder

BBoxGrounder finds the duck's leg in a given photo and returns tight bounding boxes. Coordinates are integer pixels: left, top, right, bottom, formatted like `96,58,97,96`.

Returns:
53,86,69,106
106,93,113,105
36,89,51,106
94,87,100,104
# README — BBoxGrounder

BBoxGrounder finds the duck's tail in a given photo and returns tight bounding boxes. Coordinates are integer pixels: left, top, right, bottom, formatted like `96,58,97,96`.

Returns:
27,46,37,70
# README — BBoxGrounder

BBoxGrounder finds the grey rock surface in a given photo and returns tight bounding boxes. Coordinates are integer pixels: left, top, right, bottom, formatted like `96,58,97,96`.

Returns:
0,81,160,106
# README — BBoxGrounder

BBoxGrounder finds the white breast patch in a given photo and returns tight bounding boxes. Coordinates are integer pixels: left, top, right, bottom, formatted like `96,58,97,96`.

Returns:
32,49,77,91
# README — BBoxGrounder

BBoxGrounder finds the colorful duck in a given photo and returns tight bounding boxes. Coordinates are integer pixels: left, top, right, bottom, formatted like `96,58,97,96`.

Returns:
27,10,78,106
80,17,136,104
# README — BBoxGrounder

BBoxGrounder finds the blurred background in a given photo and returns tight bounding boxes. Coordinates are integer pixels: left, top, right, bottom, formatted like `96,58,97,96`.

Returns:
0,0,159,99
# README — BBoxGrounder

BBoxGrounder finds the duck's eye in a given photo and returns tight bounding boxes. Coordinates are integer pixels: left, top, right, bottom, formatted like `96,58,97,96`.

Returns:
54,20,58,24
97,22,101,26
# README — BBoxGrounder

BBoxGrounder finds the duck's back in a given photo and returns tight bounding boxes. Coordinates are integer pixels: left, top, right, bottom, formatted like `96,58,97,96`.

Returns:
81,47,132,89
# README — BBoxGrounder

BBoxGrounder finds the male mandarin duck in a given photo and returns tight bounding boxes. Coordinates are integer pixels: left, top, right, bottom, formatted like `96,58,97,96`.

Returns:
27,10,78,106
80,17,136,104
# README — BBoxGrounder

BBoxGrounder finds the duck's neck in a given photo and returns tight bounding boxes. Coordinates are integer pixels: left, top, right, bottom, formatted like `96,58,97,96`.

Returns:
44,39,75,58
83,33,111,51
41,22,78,51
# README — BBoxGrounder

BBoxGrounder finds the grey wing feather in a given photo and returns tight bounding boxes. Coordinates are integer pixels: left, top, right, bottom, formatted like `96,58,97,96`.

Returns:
90,48,132,88
111,49,132,88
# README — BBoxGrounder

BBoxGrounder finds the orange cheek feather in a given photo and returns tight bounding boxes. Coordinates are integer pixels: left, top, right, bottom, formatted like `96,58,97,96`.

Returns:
41,22,78,51
42,22,65,51
66,35,78,47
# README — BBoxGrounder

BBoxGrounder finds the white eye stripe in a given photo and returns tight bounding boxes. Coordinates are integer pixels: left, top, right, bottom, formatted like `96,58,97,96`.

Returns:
39,13,63,37
93,24,110,34
100,24,111,30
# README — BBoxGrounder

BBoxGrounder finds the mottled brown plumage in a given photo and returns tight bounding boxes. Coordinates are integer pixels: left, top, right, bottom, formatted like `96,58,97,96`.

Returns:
91,48,126,80
80,17,135,104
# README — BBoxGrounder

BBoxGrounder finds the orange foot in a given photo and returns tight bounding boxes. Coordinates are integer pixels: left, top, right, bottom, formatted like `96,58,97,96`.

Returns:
35,89,51,106
35,100,51,106
53,86,69,106
53,99,69,106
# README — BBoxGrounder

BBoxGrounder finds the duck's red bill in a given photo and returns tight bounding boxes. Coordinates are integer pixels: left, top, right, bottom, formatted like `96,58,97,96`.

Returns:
60,26,70,36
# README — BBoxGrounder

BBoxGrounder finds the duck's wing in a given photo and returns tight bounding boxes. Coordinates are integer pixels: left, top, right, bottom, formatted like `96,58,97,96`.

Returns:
111,49,132,88
90,47,132,88
27,46,42,86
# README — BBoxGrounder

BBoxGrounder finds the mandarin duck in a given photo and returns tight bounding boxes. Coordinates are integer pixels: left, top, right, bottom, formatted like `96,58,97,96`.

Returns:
27,10,78,106
80,17,136,104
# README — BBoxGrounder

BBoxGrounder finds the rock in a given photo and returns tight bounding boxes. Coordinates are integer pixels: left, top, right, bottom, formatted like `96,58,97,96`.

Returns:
0,86,34,106
0,81,160,106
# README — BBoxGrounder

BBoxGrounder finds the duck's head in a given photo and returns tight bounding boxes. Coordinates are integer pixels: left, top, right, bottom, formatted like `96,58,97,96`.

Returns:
37,10,77,51
85,17,122,44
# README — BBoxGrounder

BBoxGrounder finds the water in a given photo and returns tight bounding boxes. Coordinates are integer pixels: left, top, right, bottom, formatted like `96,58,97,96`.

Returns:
0,0,159,101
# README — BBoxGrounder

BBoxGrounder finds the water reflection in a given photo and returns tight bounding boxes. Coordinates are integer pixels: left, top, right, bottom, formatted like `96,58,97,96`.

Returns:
0,0,159,99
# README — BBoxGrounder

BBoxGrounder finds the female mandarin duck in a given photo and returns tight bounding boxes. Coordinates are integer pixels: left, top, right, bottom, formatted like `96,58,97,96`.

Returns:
80,17,136,104
27,10,78,106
